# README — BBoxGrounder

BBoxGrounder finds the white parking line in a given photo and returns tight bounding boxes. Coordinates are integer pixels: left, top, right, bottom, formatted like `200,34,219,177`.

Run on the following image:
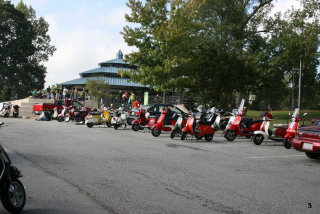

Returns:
244,155,305,159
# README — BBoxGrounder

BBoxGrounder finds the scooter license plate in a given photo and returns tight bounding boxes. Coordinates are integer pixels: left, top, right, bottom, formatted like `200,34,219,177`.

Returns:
302,143,313,151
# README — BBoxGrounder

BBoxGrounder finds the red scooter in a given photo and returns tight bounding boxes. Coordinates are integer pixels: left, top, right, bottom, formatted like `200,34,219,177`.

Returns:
181,107,216,142
65,106,89,123
224,99,262,141
253,108,307,149
151,108,179,137
131,109,157,131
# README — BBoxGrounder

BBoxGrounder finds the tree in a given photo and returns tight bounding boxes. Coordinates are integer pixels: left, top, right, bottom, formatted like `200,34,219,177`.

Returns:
85,79,111,105
122,0,320,109
122,0,275,107
0,0,55,101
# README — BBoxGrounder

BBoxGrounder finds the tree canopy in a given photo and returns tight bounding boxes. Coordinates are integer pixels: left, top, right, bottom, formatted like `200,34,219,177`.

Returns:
0,0,55,101
85,79,111,105
122,0,320,109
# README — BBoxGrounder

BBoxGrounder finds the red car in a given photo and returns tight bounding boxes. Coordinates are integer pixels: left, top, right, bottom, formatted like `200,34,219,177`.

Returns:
291,126,320,159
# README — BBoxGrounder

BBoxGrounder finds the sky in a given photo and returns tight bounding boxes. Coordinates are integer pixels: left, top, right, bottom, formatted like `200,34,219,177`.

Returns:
10,0,302,88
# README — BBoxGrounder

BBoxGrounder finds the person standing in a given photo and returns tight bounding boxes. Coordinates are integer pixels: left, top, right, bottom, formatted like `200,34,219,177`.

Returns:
63,87,68,99
73,88,78,100
46,86,51,99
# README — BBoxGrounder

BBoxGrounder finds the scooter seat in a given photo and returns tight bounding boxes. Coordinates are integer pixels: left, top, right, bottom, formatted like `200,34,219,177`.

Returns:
199,121,211,126
245,119,262,126
273,124,288,128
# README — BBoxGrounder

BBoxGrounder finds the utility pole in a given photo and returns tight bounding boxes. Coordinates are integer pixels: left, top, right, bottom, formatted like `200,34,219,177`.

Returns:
291,75,294,110
298,56,302,109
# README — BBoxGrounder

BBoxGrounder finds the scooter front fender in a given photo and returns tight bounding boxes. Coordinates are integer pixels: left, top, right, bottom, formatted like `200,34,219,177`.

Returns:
182,126,189,133
284,132,295,141
226,124,237,132
253,131,268,139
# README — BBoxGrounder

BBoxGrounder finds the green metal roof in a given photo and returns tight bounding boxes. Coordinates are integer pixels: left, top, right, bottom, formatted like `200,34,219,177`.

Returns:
60,76,146,88
79,66,130,76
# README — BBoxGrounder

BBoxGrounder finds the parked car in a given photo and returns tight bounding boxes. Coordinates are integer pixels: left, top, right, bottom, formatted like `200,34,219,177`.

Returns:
33,99,91,115
311,118,320,126
127,104,174,125
291,125,320,159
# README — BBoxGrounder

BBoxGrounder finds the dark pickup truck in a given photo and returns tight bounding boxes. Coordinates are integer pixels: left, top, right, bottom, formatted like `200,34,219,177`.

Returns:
33,99,90,115
292,125,320,160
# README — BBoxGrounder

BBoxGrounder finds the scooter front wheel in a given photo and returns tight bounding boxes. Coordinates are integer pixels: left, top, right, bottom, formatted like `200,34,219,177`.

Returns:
225,130,236,141
132,124,140,131
1,179,26,214
170,130,178,139
195,135,203,140
151,128,161,137
253,134,264,145
204,134,213,142
181,132,187,140
86,122,94,128
283,139,292,149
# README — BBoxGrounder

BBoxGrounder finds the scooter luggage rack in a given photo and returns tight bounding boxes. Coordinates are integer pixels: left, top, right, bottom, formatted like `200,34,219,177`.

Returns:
273,124,288,129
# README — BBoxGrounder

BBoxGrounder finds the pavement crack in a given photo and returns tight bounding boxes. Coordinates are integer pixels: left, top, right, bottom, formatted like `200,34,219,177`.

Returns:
163,184,243,214
166,143,209,151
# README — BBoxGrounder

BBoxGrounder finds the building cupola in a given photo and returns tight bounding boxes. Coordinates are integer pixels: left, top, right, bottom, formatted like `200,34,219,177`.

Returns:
116,50,123,59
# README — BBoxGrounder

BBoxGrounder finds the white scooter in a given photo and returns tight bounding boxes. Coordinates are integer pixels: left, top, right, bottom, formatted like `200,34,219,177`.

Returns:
111,107,128,130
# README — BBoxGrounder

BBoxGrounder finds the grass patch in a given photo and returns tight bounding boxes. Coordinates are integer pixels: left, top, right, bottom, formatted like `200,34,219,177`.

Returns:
246,110,320,126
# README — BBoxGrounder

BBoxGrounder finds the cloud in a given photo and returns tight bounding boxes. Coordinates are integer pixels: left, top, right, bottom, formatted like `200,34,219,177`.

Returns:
44,8,134,86
272,0,301,14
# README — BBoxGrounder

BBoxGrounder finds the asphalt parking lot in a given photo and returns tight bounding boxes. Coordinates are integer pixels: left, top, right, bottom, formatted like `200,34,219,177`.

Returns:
0,118,319,214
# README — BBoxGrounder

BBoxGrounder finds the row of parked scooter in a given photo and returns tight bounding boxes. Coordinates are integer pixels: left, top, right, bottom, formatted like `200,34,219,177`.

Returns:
59,99,306,149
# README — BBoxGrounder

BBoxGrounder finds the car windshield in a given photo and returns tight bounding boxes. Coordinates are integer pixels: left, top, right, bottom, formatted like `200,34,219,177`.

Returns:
140,105,152,110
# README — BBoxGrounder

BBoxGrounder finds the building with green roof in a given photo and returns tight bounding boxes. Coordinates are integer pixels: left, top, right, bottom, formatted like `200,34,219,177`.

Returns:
60,50,149,103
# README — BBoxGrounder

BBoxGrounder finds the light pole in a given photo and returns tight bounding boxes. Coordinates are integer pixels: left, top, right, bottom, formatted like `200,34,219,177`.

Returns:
298,56,302,109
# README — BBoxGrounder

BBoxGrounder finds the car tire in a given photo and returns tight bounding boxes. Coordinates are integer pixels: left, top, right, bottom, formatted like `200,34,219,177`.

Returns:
305,152,320,159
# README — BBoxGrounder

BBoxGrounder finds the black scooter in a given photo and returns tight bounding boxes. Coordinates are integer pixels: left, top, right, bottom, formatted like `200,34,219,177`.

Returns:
0,123,26,213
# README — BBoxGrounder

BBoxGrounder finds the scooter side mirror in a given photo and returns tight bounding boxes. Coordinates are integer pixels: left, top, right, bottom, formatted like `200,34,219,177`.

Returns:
303,113,307,117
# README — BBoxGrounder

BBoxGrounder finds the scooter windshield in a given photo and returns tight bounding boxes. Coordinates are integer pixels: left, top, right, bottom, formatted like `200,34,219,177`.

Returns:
209,107,216,113
237,99,245,114
292,108,299,118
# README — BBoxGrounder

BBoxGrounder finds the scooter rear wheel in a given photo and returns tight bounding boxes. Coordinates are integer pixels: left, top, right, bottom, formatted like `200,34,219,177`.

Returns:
253,134,264,145
225,130,236,141
1,179,26,214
